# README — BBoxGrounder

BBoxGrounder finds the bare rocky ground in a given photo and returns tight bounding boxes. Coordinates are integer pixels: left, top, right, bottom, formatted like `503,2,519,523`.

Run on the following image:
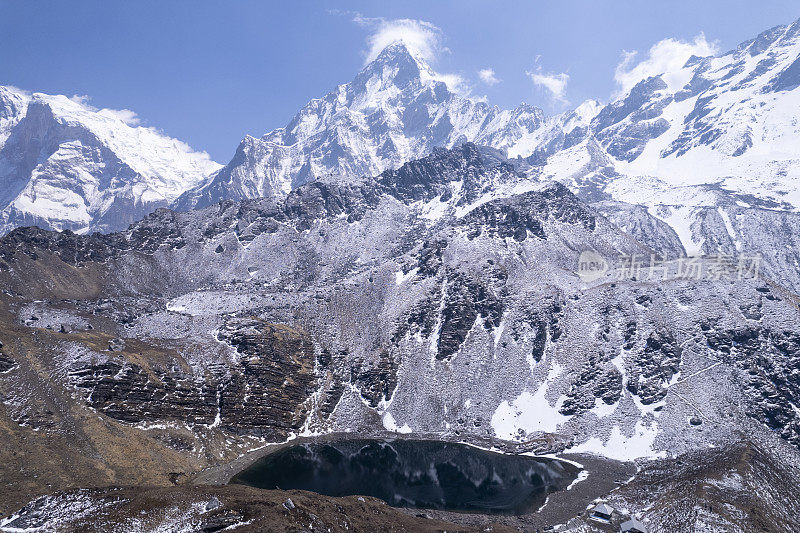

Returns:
1,484,519,533
559,433,800,533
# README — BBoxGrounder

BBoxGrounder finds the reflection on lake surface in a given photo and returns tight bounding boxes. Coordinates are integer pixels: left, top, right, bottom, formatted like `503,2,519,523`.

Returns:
231,439,578,514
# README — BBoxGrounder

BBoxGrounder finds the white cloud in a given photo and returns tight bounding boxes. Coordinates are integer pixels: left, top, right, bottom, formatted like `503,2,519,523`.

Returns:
67,94,141,127
478,68,500,86
527,56,569,104
98,108,141,126
353,14,468,94
6,85,31,97
527,60,569,104
69,94,91,105
435,73,469,94
354,15,446,65
529,72,569,102
614,33,719,94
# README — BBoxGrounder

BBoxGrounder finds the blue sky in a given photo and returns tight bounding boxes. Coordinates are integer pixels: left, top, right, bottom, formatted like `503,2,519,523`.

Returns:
2,1,799,162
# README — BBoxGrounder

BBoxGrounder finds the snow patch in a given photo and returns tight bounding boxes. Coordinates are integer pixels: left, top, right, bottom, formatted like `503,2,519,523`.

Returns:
491,384,570,439
569,420,665,461
382,412,412,434
395,267,419,285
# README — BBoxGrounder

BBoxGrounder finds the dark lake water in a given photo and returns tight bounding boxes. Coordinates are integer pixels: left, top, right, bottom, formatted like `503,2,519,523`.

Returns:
231,439,579,514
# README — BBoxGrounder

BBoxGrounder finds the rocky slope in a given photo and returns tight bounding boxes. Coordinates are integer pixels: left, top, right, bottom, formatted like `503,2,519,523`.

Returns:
560,438,800,533
0,86,220,236
1,485,513,533
2,145,800,531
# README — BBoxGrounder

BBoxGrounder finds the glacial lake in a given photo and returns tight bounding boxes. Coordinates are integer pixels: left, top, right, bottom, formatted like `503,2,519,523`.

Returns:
231,438,579,514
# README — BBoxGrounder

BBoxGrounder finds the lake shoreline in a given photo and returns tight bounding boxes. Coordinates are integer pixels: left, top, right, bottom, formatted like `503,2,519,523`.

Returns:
191,431,636,530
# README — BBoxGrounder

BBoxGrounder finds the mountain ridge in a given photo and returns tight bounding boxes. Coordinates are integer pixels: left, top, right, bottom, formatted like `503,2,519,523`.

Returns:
0,86,221,235
173,15,800,274
1,18,800,292
173,41,550,210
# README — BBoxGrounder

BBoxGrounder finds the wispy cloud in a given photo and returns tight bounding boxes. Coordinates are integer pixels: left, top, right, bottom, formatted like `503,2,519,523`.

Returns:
98,108,141,126
614,33,719,94
352,14,468,94
527,58,569,104
353,15,446,65
5,85,31,97
68,93,142,126
478,68,500,86
69,94,91,105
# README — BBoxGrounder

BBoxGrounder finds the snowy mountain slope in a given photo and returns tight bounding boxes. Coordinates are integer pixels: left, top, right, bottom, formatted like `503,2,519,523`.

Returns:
507,99,602,162
586,18,800,207
0,86,29,147
0,86,221,235
4,145,800,531
174,42,548,210
500,17,800,293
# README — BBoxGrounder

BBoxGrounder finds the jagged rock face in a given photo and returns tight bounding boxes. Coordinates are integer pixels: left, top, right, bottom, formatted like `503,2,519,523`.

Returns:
215,320,316,436
626,330,681,405
351,353,399,409
0,353,15,373
374,144,519,205
3,144,800,473
0,86,220,236
66,320,316,439
559,348,623,417
702,321,800,446
434,269,505,361
459,184,597,242
71,361,219,426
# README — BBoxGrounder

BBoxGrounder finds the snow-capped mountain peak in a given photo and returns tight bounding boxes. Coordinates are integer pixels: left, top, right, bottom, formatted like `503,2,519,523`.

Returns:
574,15,800,207
174,41,546,211
0,85,221,235
356,40,428,86
573,99,603,124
